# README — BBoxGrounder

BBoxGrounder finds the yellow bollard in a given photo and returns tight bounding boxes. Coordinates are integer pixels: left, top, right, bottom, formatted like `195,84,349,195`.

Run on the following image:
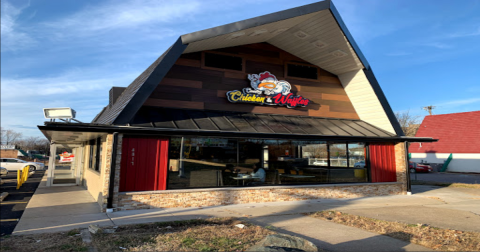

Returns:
17,170,22,189
23,166,29,183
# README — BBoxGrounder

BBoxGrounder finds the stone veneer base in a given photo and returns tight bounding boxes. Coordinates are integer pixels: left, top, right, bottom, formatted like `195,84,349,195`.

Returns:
116,182,404,211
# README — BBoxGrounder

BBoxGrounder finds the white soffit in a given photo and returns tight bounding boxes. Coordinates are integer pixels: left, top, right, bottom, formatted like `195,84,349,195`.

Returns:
183,10,364,75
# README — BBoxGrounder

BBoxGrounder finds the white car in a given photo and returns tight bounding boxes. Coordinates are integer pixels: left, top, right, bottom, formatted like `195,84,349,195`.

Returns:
1,167,8,176
313,160,328,166
0,158,45,171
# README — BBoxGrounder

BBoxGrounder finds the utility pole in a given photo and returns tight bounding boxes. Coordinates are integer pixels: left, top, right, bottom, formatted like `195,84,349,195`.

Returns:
422,105,436,115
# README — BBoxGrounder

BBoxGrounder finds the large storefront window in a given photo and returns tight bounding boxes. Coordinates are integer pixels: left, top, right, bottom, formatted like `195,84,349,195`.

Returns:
167,137,368,190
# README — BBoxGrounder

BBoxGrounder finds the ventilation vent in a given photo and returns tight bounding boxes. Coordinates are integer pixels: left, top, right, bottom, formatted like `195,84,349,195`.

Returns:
294,30,310,39
249,29,268,37
226,32,245,40
312,40,328,49
330,50,348,58
271,28,290,35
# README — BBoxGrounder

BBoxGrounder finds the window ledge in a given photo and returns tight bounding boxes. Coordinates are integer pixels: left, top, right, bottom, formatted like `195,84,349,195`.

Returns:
119,182,402,195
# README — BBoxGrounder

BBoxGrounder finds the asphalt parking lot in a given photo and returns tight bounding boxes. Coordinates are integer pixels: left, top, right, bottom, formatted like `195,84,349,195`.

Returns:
410,171,480,184
0,170,45,236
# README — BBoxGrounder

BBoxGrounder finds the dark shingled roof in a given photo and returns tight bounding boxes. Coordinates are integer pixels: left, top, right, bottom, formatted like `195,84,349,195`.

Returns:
89,0,404,136
130,107,397,138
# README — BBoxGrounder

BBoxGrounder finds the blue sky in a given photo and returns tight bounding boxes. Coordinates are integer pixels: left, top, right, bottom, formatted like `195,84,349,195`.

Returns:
2,0,480,138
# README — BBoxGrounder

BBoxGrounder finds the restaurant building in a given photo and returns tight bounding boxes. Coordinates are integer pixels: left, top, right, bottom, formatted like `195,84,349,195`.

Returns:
38,0,436,212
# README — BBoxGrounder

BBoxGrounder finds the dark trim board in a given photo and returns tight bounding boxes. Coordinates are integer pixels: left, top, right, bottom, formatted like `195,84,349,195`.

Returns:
328,1,405,136
180,0,331,44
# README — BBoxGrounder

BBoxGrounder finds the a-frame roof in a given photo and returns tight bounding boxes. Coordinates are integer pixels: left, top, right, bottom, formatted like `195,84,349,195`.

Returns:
93,0,404,136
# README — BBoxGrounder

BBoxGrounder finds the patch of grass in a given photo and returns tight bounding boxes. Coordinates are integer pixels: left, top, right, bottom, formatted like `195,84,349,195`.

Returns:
0,233,87,252
92,217,274,252
310,211,480,251
264,225,277,230
181,237,196,246
58,244,88,251
67,229,80,236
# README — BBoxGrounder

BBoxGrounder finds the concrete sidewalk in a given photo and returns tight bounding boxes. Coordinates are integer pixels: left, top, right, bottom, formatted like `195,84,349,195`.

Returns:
13,182,480,251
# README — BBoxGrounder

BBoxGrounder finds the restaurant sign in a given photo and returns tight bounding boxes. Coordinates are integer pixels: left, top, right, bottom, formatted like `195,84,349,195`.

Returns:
226,71,310,108
59,151,75,163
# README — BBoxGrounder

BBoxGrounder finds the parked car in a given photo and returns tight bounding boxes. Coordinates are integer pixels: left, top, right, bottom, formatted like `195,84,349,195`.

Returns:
409,161,432,173
0,158,45,171
354,160,365,168
313,160,328,166
1,167,8,176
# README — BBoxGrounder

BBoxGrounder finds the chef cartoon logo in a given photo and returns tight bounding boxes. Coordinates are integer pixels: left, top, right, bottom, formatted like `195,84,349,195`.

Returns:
226,71,310,108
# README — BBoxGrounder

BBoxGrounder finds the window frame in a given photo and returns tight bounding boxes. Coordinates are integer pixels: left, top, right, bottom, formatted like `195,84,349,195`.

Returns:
201,51,246,73
88,138,102,173
285,62,321,81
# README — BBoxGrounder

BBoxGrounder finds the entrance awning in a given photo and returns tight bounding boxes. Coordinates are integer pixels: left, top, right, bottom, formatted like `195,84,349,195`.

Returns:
39,108,437,143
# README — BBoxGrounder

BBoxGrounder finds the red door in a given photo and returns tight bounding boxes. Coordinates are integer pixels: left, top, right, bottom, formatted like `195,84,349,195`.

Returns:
119,137,169,192
369,143,397,182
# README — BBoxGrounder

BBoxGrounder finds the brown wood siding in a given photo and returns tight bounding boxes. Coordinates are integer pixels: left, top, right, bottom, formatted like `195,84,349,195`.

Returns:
143,43,359,119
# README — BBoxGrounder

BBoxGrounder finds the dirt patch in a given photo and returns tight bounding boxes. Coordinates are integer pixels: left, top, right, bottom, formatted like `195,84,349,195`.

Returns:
0,229,87,252
412,181,480,189
0,218,274,252
93,218,275,252
309,211,480,251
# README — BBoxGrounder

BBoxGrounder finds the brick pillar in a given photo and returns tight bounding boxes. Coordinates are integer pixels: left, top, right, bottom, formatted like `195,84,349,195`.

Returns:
394,142,407,194
100,134,114,212
112,134,123,210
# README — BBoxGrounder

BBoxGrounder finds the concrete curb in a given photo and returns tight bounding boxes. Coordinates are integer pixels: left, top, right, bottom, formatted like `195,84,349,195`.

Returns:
0,192,8,202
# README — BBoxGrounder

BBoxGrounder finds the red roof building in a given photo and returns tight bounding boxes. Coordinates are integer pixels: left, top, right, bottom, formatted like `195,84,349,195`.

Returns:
410,111,480,153
410,111,480,173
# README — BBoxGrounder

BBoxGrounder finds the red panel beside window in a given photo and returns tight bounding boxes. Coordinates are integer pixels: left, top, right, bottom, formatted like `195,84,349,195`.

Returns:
369,143,396,182
119,137,169,192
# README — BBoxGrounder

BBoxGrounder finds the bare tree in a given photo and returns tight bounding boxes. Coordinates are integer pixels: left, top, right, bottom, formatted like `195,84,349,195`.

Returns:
0,127,23,145
395,111,421,137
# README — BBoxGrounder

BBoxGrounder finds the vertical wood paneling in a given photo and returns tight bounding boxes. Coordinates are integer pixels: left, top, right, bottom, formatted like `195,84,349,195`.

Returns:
370,143,396,182
119,137,169,192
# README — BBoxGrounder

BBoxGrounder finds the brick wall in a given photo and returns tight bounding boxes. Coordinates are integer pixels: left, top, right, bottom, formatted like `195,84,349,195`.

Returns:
0,150,18,158
100,134,114,211
394,142,407,193
116,182,403,211
111,134,123,210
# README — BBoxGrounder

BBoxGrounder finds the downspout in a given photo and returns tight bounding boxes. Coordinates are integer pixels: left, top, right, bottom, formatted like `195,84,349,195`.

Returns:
107,132,119,210
405,141,412,195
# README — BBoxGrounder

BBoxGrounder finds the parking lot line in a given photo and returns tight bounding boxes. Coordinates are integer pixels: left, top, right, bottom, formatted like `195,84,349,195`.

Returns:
0,201,29,205
6,191,34,194
0,219,19,222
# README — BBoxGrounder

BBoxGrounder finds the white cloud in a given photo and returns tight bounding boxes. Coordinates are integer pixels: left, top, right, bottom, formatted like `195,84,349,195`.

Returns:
421,42,454,49
446,26,480,38
0,1,36,52
385,51,412,57
43,0,201,38
0,68,140,137
439,98,480,107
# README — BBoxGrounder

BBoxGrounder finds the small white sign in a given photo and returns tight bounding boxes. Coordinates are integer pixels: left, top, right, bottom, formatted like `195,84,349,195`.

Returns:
1,145,15,149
